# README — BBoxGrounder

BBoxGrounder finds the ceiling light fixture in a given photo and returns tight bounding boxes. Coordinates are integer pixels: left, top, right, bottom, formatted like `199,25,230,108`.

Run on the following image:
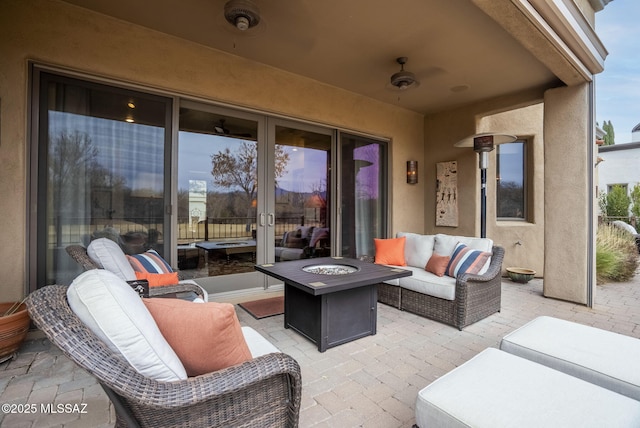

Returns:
390,57,419,90
224,0,261,31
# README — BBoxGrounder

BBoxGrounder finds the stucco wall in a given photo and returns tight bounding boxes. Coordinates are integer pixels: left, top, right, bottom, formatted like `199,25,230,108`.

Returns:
543,83,593,304
479,104,545,276
0,0,425,298
424,92,546,272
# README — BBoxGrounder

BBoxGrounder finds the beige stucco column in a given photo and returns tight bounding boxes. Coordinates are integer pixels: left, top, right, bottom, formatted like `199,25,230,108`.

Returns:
543,83,595,305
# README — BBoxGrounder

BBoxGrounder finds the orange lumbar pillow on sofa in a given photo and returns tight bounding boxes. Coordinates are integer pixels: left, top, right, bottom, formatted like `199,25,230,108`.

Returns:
425,253,451,277
134,271,179,287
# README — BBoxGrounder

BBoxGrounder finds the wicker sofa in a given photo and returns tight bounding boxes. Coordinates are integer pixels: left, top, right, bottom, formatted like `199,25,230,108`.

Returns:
376,232,505,330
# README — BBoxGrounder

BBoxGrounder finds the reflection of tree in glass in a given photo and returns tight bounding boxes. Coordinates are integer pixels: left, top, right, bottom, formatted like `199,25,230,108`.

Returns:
50,130,128,221
49,130,99,217
49,130,98,190
308,179,328,226
211,142,289,228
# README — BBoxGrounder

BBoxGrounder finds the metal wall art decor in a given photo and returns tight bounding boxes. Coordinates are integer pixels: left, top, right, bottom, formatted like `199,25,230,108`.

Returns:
436,161,458,227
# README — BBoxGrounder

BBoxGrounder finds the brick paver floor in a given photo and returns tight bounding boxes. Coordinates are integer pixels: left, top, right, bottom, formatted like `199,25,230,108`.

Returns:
2,276,639,427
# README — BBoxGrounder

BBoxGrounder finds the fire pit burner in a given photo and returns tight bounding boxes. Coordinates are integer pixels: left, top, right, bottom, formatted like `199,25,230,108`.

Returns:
302,264,359,275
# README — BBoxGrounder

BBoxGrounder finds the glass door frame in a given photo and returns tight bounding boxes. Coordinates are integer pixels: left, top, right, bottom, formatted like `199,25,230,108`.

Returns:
262,118,336,288
174,100,267,292
265,117,337,262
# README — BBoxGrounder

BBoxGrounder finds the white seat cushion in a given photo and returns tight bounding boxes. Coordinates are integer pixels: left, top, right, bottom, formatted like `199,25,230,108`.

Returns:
87,238,136,281
500,316,640,401
384,266,456,300
67,270,187,381
416,348,640,428
241,326,280,357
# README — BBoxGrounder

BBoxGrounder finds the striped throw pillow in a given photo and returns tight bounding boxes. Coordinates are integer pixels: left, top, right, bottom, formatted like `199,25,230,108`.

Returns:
127,250,174,274
446,243,492,278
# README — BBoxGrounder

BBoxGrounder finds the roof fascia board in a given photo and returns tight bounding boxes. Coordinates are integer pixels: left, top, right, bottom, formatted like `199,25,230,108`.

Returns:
589,0,612,13
599,142,640,152
519,0,608,77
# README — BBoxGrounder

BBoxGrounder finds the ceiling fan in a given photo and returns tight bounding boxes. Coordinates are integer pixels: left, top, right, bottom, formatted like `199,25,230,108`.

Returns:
213,119,253,139
390,57,420,91
224,0,261,31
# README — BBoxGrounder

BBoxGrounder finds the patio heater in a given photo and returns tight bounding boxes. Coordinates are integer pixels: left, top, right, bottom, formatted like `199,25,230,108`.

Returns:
455,133,516,238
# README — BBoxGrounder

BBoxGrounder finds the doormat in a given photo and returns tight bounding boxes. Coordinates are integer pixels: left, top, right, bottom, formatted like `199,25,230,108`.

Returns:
238,296,284,319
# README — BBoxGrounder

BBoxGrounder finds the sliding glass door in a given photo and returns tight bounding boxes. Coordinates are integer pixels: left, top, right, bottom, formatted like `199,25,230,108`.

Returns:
270,120,333,263
176,102,265,291
340,133,388,258
176,107,334,292
30,69,387,295
32,71,172,287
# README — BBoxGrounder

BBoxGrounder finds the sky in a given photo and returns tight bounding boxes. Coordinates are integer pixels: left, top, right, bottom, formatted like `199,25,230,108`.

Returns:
595,0,640,144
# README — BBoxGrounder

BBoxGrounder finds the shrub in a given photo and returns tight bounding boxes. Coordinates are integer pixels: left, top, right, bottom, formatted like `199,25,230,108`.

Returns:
604,185,631,219
630,184,640,222
596,224,638,284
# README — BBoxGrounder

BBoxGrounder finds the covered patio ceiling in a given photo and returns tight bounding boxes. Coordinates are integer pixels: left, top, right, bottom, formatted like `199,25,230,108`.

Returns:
60,0,578,115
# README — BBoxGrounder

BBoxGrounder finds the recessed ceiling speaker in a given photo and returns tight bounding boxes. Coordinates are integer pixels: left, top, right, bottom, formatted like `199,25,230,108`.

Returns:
390,57,419,90
224,0,261,31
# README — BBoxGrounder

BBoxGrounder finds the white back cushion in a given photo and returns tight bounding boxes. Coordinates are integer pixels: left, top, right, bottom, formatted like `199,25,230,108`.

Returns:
434,234,493,275
397,232,435,268
67,270,187,381
87,238,136,281
434,234,493,256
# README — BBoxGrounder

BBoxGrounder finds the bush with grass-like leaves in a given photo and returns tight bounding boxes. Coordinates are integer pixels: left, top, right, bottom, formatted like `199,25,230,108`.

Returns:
596,224,638,284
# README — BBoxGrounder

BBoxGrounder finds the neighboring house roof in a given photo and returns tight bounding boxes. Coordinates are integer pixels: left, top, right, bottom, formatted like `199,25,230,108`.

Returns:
599,142,640,152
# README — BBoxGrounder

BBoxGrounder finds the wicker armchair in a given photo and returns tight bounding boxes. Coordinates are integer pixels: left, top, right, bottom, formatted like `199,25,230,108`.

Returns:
26,285,302,428
66,244,207,300
377,245,505,330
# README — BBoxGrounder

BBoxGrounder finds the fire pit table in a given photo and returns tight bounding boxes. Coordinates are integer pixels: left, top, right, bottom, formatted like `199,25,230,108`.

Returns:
255,257,411,352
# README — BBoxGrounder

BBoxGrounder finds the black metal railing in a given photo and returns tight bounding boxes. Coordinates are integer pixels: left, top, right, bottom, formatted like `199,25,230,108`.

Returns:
53,215,326,247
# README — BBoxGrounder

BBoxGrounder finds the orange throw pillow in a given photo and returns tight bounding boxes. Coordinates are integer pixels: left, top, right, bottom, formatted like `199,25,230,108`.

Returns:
143,298,252,376
425,253,451,277
135,271,179,287
374,237,407,266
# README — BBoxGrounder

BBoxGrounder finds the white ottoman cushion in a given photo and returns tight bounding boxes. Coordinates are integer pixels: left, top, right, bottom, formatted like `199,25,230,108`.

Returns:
415,348,640,428
500,316,640,400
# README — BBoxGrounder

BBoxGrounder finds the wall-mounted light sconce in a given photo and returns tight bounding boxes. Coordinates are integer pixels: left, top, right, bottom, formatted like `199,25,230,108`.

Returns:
407,160,418,184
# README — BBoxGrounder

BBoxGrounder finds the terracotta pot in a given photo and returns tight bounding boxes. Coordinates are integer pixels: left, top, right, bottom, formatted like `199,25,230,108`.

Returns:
0,302,30,362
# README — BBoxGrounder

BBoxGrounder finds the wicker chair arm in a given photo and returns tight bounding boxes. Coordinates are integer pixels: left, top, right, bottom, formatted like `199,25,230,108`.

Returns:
148,283,206,300
128,352,301,407
66,244,100,271
456,246,505,284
